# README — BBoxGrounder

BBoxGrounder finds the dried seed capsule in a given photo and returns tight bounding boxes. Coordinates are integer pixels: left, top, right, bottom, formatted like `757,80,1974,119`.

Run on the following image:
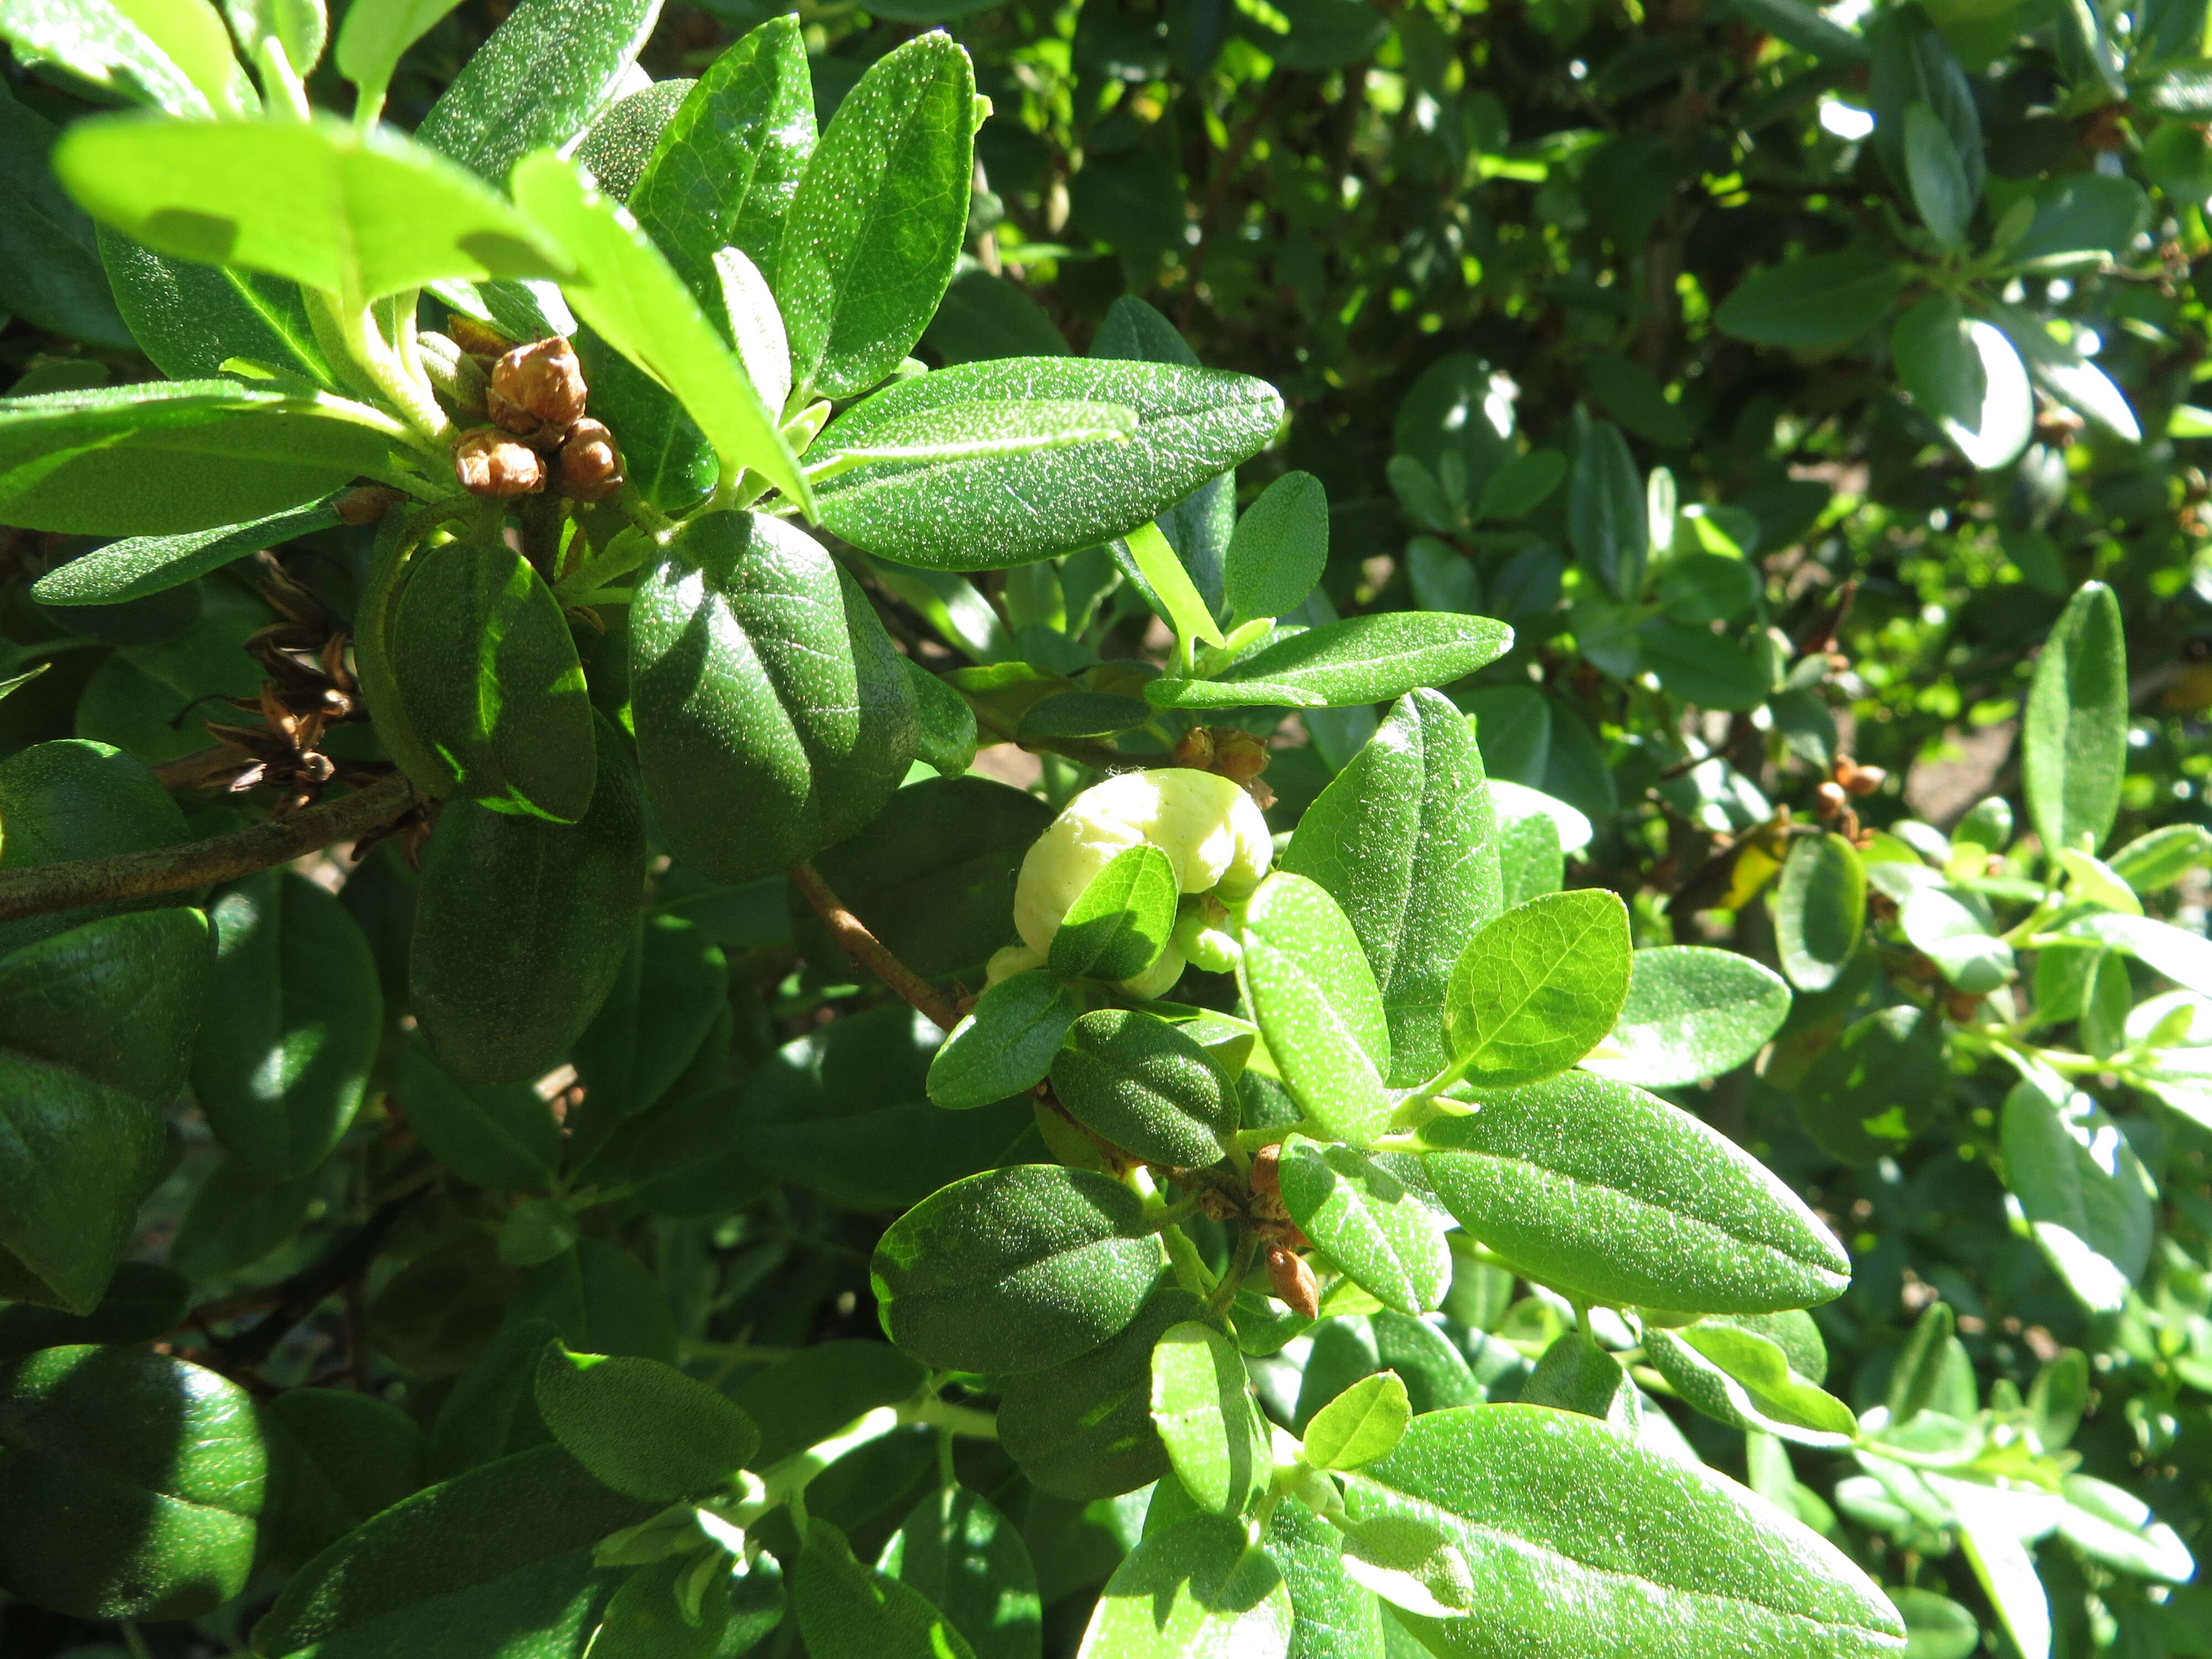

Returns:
455,427,546,498
488,336,587,434
1265,1243,1319,1319
557,417,624,501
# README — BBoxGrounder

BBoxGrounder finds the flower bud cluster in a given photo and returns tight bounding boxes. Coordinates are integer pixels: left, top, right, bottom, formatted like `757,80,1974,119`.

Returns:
442,332,625,503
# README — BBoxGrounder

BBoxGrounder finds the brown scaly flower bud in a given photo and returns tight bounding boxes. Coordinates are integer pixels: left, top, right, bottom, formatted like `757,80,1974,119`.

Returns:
447,315,517,358
1841,763,1886,797
488,336,587,435
1814,780,1848,819
557,418,624,502
455,427,546,498
1265,1244,1320,1320
333,486,404,525
1249,1142,1282,1201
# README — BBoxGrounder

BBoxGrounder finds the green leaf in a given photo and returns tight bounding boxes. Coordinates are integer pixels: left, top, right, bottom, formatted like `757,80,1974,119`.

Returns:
1776,832,1866,993
2069,911,2212,997
1657,552,1759,625
0,1347,263,1620
1422,1071,1851,1313
1442,889,1631,1089
928,969,1083,1109
1123,518,1226,649
1150,1321,1266,1516
1278,1136,1448,1315
2023,581,2126,857
251,1443,658,1656
1224,470,1329,624
925,263,1071,363
812,397,1139,476
1639,619,1772,710
511,155,808,510
57,114,565,301
1283,688,1504,1086
1051,1009,1236,1167
2010,175,2150,271
32,499,339,608
1048,844,1180,983
2052,1473,2195,1584
879,1488,1041,1659
796,1516,978,1659
0,379,401,536
0,0,255,118
1149,612,1512,710
1583,945,1791,1088
1989,302,2139,441
732,1341,927,1468
1018,692,1152,741
1794,1003,1945,1164
778,33,974,400
393,535,596,822
99,227,335,386
1568,418,1647,600
0,1261,189,1363
2105,823,2211,892
1902,102,1973,248
1645,1318,1858,1447
1237,872,1394,1146
1075,1514,1292,1659
997,1286,1204,1500
533,1347,758,1502
869,1164,1162,1373
1898,886,2015,993
1727,0,1870,61
334,0,462,113
1341,1405,1903,1657
1713,252,1904,348
907,661,980,775
1892,296,2032,471
397,1040,561,1191
812,357,1284,571
630,16,814,311
414,0,659,185
630,511,916,883
410,712,646,1084
0,87,133,348
1301,1370,1411,1470
571,913,728,1121
2000,1077,2154,1312
259,1388,427,1576
190,870,380,1181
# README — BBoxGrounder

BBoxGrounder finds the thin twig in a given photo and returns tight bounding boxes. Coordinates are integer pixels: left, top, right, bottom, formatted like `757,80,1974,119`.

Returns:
211,1181,428,1368
788,860,961,1032
0,771,421,923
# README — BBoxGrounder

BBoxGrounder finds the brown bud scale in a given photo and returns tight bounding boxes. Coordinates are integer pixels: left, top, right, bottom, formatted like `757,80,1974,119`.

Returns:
455,427,546,498
1265,1244,1319,1319
489,336,587,435
557,418,624,501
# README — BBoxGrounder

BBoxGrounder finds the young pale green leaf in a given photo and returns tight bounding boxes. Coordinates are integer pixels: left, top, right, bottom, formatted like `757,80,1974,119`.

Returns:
1283,688,1503,1086
334,0,462,112
1582,945,1791,1088
1223,469,1329,624
1237,873,1394,1146
1442,889,1631,1089
1568,418,1646,600
2023,581,2126,858
629,511,915,883
779,33,975,401
0,0,254,118
1051,1009,1235,1168
1898,886,2014,993
927,969,1082,1110
1775,832,1866,993
1150,1321,1265,1516
1713,251,1904,348
0,1347,263,1621
56,114,566,300
1340,1406,1905,1658
797,1516,977,1659
30,499,340,608
629,15,814,311
869,1164,1161,1373
413,0,659,185
1123,519,1225,648
1990,302,2139,441
1048,843,1180,982
1075,1515,1292,1659
811,357,1283,571
533,1346,759,1502
1300,1370,1411,1470
1338,1511,1483,1620
1277,1135,1449,1316
2105,822,2212,891
511,153,809,510
997,1285,1204,1500
1150,612,1514,711
392,536,595,822
1931,1478,2049,1659
2000,1078,2154,1312
2052,1474,2195,1585
1644,1319,1858,1448
1421,1071,1852,1313
878,1487,1042,1659
2069,911,2212,997
1891,297,2032,471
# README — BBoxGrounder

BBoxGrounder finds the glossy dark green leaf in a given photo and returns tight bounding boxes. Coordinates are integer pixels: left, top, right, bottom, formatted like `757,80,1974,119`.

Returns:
998,1285,1202,1500
631,510,916,883
796,1516,978,1659
397,1040,562,1191
1794,1005,1944,1164
410,713,647,1084
0,740,187,956
426,1318,560,1481
571,914,728,1120
510,1238,679,1365
1051,1009,1236,1167
732,1342,927,1468
2001,1077,2154,1312
812,357,1284,571
1568,418,1646,600
1422,1071,1851,1313
170,1156,324,1282
0,1262,190,1363
0,905,208,1105
779,33,975,400
879,1486,1042,1659
1278,1136,1449,1316
251,1444,658,1656
1150,1320,1267,1516
869,1164,1161,1373
1583,945,1791,1089
1341,1405,1903,1657
925,264,1071,364
0,1347,263,1620
0,87,132,348
1639,619,1771,711
1442,889,1631,1088
1775,832,1866,993
259,1389,428,1575
1869,3,1982,205
392,536,596,822
534,1347,759,1501
1224,470,1329,624
2023,581,2126,857
1713,252,1905,348
191,870,380,1181
909,660,980,775
1074,1514,1292,1659
415,0,660,184
98,229,335,385
1149,613,1513,711
1048,843,1178,982
928,969,1083,1109
1261,1495,1388,1659
32,500,341,608
571,79,693,204
1237,872,1393,1146
1017,691,1153,742
1283,688,1503,1086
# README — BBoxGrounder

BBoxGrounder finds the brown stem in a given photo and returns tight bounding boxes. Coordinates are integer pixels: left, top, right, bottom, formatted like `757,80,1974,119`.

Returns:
0,771,421,924
789,860,961,1032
